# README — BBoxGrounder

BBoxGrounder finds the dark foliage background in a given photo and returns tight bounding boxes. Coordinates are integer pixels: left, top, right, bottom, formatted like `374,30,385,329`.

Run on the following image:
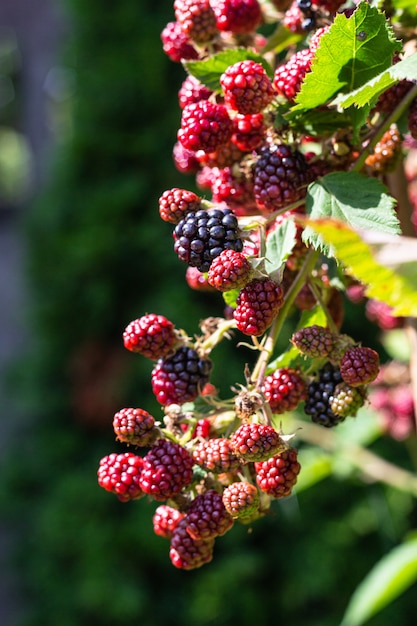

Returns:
2,1,416,625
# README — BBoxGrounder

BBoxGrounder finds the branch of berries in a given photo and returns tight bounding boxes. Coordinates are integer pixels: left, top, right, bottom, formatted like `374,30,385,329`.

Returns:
97,1,417,569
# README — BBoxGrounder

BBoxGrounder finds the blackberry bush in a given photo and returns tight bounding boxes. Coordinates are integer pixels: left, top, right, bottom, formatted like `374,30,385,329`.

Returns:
96,2,417,605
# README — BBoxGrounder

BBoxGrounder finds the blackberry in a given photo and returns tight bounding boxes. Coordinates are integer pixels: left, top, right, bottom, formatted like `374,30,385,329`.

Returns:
220,60,275,115
173,207,243,273
139,438,194,501
262,367,306,414
233,278,284,336
185,489,234,540
207,249,252,292
253,143,309,213
151,346,213,406
273,49,313,102
365,125,402,174
153,505,185,539
123,314,178,360
304,362,345,427
97,452,145,502
160,21,199,63
193,437,241,473
340,346,380,387
222,482,260,519
169,517,215,570
178,101,233,153
283,2,305,34
330,382,366,418
231,113,266,151
211,168,257,215
172,141,200,175
291,324,334,358
229,422,286,462
211,0,262,34
178,74,213,109
174,0,218,43
113,407,157,447
185,266,217,292
159,188,202,224
255,448,301,498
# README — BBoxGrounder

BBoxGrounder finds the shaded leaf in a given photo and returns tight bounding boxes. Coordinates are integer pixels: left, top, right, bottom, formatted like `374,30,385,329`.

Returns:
264,217,297,275
340,534,417,626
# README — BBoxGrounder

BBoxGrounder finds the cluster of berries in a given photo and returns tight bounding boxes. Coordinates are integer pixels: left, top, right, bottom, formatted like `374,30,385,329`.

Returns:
96,0,416,570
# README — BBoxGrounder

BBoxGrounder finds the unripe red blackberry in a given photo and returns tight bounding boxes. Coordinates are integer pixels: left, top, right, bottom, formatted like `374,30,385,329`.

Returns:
169,517,215,570
193,437,241,473
291,324,334,358
172,141,200,175
178,101,233,153
304,362,345,427
255,448,301,498
339,346,380,387
174,0,218,43
330,382,366,418
174,207,243,273
253,143,309,213
139,438,194,501
234,278,284,336
178,75,213,110
113,408,157,447
230,422,286,462
123,314,178,360
365,299,404,331
220,60,275,115
159,188,202,224
160,21,199,63
273,48,313,102
373,73,413,114
197,141,246,169
222,482,260,519
153,505,185,539
97,452,145,502
283,2,305,34
231,113,266,151
211,168,257,215
365,125,402,174
211,0,262,34
262,367,306,414
308,25,330,54
186,489,234,539
207,249,252,292
151,346,213,406
185,266,217,292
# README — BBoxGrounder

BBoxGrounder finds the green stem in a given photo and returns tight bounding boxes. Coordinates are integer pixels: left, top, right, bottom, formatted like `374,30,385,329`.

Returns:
308,280,339,334
199,318,237,353
251,249,320,387
292,418,417,498
352,83,417,173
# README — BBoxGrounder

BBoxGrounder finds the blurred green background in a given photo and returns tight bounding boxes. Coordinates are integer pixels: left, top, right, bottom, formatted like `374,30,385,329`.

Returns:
1,1,416,625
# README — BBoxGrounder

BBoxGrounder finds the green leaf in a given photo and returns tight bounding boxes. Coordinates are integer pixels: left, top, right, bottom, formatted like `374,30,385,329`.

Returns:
340,534,417,626
333,53,417,109
260,22,303,54
264,217,297,275
293,3,401,111
184,49,274,92
285,108,352,135
303,219,417,317
222,288,240,309
302,171,399,256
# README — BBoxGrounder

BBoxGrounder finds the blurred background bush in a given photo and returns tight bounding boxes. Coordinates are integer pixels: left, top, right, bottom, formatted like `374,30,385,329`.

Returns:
0,1,416,625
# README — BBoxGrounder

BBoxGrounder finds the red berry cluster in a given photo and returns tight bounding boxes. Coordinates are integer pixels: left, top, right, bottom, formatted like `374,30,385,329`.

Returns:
96,0,415,572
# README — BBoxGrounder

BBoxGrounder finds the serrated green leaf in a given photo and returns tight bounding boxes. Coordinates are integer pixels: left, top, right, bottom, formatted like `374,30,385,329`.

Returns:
297,305,328,329
264,217,297,275
285,108,352,135
303,219,417,317
266,345,308,373
340,535,417,626
183,49,274,92
293,3,401,112
333,53,417,109
302,172,399,256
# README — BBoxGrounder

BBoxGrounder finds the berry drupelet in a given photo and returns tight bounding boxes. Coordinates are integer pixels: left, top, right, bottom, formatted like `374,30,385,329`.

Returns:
159,188,202,224
193,437,241,473
262,367,307,414
174,207,243,273
291,324,334,358
211,0,262,34
185,489,234,540
113,407,157,447
207,249,252,292
123,313,178,360
153,505,185,539
178,101,233,153
174,0,218,43
139,438,194,501
230,422,286,462
97,452,145,502
222,482,260,519
339,346,380,387
151,346,213,406
255,448,301,498
169,517,215,570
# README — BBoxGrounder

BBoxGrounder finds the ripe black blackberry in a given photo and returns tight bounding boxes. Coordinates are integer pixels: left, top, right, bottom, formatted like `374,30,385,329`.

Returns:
151,346,213,406
173,208,243,272
253,143,309,213
304,362,345,427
